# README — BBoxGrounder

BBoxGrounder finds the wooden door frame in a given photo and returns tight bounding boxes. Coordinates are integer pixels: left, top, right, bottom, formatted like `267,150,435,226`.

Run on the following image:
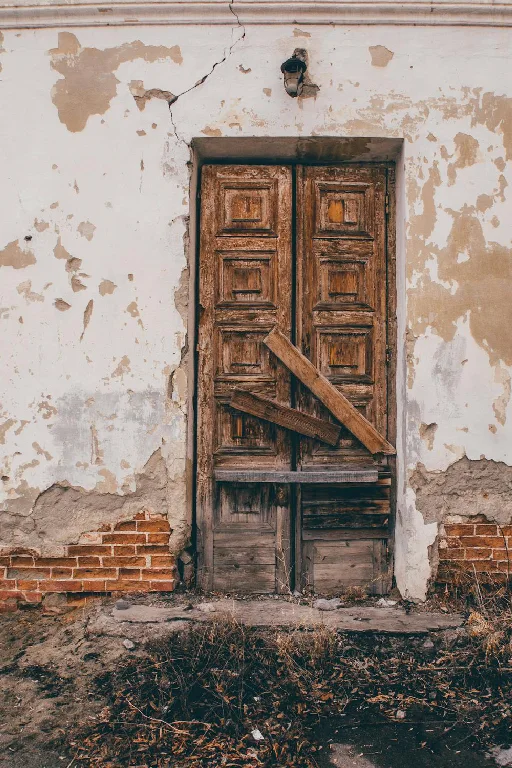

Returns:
192,155,397,592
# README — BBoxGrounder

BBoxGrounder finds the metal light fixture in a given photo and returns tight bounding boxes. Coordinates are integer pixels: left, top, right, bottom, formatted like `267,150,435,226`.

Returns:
280,49,307,97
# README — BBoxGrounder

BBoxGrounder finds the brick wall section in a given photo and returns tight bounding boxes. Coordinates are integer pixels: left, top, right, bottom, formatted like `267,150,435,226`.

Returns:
437,516,512,583
0,512,177,611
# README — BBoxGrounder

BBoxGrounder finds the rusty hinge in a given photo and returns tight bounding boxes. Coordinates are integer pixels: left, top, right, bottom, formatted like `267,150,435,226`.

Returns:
385,193,390,216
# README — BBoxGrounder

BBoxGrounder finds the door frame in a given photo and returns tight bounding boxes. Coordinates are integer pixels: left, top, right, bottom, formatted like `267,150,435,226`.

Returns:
190,144,399,593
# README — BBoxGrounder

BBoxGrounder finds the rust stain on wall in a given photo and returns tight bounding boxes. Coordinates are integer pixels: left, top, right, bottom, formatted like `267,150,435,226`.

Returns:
0,240,36,269
49,33,183,132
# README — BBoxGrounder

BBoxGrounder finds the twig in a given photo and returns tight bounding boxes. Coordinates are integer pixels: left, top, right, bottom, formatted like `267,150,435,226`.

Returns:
126,699,211,734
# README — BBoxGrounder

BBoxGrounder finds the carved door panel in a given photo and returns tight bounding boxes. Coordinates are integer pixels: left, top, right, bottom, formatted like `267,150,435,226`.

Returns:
296,166,393,594
197,165,293,592
197,164,394,594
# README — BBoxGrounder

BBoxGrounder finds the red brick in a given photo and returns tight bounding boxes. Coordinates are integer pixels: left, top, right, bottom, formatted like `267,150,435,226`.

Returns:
113,545,136,556
114,520,137,532
444,524,474,536
147,533,169,545
16,580,39,590
36,557,77,567
458,560,497,572
103,556,146,567
38,580,83,592
7,567,50,580
0,600,18,613
102,533,146,545
118,568,141,579
68,545,112,556
141,569,173,580
76,557,101,567
460,536,505,548
464,548,492,560
0,557,11,567
491,548,510,557
136,545,169,556
475,524,499,535
439,550,465,561
500,526,512,536
149,556,176,567
134,512,147,520
0,579,16,589
149,580,175,591
73,568,117,579
82,580,106,591
9,556,35,567
445,537,463,548
20,592,42,603
136,520,170,533
104,580,151,592
0,589,21,599
51,568,74,579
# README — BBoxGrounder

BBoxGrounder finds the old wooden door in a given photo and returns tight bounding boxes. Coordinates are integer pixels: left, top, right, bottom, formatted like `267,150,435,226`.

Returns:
197,164,395,594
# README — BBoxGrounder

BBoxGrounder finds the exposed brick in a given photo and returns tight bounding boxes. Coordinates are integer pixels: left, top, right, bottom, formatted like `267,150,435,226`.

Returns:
141,569,173,580
460,536,505,548
136,545,169,556
444,524,474,536
9,556,35,567
76,557,101,567
68,545,112,556
439,550,465,561
7,568,51,580
114,520,137,532
0,557,11,567
0,600,18,613
82,580,107,591
474,524,499,535
445,537,463,548
500,526,512,536
118,568,141,579
458,560,498,572
464,548,492,560
0,589,22,599
147,533,170,545
104,580,151,592
20,592,43,603
38,580,84,592
102,533,146,545
73,568,117,579
134,512,147,520
103,556,146,568
149,580,175,591
149,556,176,567
16,580,39,590
51,567,74,578
136,520,170,533
36,557,78,567
113,545,136,556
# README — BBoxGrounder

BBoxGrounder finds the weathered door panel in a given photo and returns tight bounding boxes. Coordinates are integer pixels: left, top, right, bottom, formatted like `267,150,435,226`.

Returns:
197,165,293,592
296,166,392,594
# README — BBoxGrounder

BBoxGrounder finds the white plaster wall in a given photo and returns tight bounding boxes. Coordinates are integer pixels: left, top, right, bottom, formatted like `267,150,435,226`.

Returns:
1,20,511,598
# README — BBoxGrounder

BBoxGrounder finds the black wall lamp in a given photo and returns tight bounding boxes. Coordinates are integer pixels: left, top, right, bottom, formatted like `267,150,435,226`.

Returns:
280,49,307,97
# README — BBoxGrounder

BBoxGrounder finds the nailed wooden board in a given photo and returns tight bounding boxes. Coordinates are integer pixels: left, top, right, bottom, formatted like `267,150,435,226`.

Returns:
230,388,341,446
214,469,378,483
263,327,396,456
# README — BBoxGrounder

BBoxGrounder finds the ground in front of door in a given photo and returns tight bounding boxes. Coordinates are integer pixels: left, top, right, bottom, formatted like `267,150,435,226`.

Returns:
1,593,510,768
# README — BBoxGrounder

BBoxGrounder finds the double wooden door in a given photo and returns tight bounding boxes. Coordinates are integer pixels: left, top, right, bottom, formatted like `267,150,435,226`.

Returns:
197,164,395,594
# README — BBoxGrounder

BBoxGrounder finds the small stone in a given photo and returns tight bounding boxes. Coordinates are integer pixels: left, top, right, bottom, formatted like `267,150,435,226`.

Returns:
313,598,342,611
115,599,131,610
197,602,216,613
422,638,435,649
396,709,406,720
123,639,136,650
251,728,264,741
292,589,302,597
376,598,397,607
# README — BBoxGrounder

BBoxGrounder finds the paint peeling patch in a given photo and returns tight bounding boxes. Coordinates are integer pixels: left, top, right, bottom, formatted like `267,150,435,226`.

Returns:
411,457,512,525
0,419,16,445
71,277,87,292
419,422,438,451
369,45,394,67
80,299,93,341
98,279,117,296
129,80,175,111
32,442,53,461
112,355,131,378
201,126,222,137
54,298,71,311
238,65,251,74
493,364,511,426
53,236,72,261
0,240,36,269
447,132,480,185
17,281,44,303
78,221,96,241
49,33,183,132
293,28,311,38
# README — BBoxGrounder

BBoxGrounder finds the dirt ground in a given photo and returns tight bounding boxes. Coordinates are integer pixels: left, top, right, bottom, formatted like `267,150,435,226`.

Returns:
0,592,510,768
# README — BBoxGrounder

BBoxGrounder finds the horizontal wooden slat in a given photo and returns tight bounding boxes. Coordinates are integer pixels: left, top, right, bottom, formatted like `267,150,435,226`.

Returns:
214,469,378,484
263,327,395,455
302,529,388,540
230,388,341,446
214,547,276,566
303,514,389,529
213,564,275,593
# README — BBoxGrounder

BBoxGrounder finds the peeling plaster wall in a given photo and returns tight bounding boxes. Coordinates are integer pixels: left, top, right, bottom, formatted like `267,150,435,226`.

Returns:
1,21,512,599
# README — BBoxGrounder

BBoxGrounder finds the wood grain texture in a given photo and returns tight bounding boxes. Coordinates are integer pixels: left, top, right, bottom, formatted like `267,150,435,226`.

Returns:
214,469,378,483
230,388,341,445
264,327,395,455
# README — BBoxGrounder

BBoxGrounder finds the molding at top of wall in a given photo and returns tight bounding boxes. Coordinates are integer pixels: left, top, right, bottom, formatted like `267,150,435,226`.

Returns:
1,0,512,29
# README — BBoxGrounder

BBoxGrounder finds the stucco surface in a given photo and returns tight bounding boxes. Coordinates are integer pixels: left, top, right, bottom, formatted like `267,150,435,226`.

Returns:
1,21,511,598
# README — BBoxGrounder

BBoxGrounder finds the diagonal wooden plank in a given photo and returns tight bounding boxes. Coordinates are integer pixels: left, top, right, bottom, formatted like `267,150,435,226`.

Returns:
263,327,396,456
230,388,341,446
